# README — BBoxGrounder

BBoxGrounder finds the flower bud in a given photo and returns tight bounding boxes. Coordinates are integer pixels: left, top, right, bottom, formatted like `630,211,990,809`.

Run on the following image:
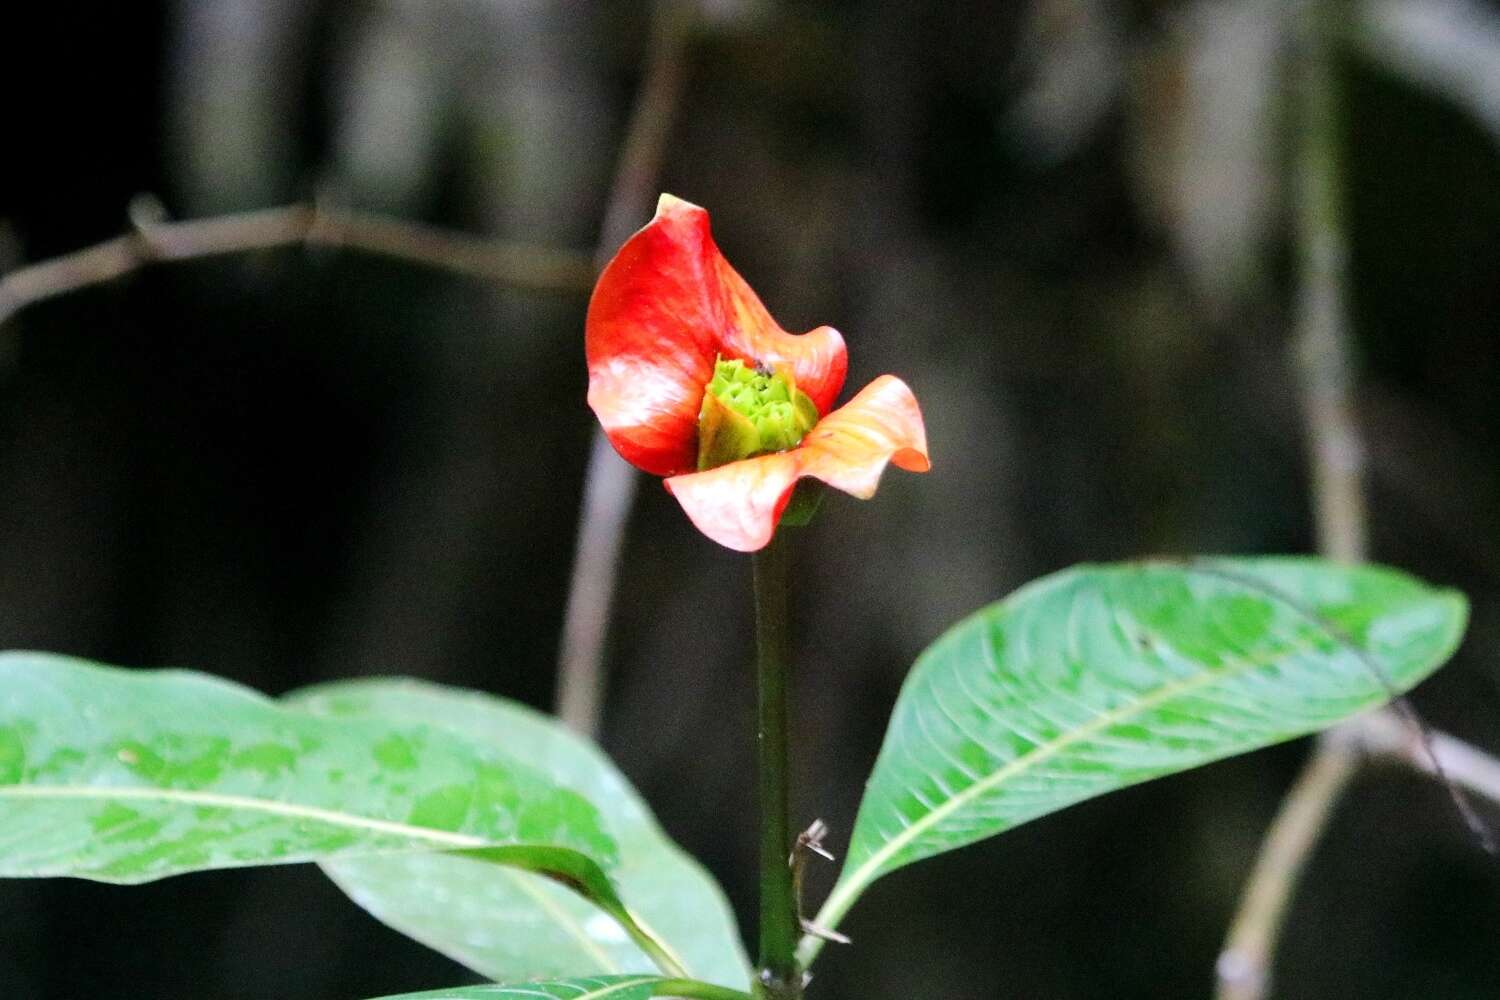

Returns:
696,357,819,471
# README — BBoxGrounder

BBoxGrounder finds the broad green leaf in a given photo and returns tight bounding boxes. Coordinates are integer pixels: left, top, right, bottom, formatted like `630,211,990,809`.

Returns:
804,558,1466,960
288,680,751,990
0,653,620,898
367,975,750,1000
368,976,661,1000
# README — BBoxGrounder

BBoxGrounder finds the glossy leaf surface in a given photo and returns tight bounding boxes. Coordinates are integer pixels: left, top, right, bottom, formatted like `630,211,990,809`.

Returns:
808,558,1466,956
0,653,618,888
289,680,750,989
369,976,663,1000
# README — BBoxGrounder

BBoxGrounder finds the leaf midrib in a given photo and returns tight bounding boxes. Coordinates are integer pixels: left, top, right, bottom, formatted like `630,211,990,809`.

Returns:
811,618,1384,941
505,868,624,973
521,977,659,1000
0,783,490,850
577,978,659,999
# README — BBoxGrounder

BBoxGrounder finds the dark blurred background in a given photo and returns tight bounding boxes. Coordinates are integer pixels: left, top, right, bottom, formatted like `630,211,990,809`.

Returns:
2,1,1499,997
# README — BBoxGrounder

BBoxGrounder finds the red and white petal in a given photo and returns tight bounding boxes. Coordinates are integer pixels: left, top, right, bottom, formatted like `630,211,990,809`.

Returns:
664,452,804,552
586,195,850,476
793,375,930,497
662,375,930,552
586,196,723,476
711,254,848,416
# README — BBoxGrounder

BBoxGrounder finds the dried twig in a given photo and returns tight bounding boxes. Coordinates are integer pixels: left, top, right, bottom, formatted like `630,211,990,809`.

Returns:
0,197,595,329
1213,5,1373,997
1214,1,1500,997
1215,735,1362,1000
1356,711,1500,807
554,0,697,738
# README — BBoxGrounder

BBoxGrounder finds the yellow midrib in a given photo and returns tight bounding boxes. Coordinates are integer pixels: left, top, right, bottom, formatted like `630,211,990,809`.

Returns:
0,783,490,848
504,868,623,973
811,635,1373,944
6,784,687,982
578,978,660,999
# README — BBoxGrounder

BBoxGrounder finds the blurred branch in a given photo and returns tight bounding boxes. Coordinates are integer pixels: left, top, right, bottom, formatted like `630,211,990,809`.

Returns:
1357,711,1500,807
1212,3,1368,995
1214,733,1362,1000
1215,1,1374,996
1292,9,1365,567
1217,2,1500,997
0,198,595,329
1361,382,1500,576
1358,0,1500,145
1215,713,1500,1000
555,0,697,739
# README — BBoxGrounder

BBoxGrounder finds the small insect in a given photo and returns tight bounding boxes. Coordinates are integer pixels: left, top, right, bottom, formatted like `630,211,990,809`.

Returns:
754,359,774,378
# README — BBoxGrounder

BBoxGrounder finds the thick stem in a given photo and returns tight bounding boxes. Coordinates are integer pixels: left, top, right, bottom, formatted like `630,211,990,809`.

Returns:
753,533,802,999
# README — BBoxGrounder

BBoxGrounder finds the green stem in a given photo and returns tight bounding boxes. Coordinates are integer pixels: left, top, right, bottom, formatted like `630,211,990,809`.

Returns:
752,532,802,999
652,979,757,1000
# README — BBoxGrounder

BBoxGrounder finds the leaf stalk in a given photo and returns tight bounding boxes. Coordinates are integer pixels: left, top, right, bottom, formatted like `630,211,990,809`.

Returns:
653,979,757,1000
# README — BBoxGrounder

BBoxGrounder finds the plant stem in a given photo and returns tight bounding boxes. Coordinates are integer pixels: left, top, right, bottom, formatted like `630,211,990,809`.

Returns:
753,532,802,999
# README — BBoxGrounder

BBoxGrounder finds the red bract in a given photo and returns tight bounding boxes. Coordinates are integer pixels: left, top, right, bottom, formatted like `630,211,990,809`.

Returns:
586,194,930,552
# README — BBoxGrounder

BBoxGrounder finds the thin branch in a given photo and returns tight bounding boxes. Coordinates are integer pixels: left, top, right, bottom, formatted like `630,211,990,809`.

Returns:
1355,710,1500,806
0,198,595,328
554,0,697,739
1213,2,1365,996
1215,4,1368,997
1215,1,1500,996
1290,19,1366,567
1214,734,1362,1000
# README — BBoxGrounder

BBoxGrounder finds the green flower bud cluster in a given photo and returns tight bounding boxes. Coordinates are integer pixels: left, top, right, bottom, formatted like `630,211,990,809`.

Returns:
696,356,820,470
710,359,803,449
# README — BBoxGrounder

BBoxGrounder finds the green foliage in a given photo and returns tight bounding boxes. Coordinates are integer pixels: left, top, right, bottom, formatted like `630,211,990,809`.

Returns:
0,653,696,970
289,679,751,989
364,977,751,1000
0,555,1470,993
368,976,664,1000
804,558,1466,959
0,653,621,882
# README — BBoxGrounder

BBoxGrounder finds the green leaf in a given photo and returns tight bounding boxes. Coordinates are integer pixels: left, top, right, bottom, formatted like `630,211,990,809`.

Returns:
804,557,1466,960
0,653,620,897
368,976,663,1000
288,680,751,990
366,975,752,1000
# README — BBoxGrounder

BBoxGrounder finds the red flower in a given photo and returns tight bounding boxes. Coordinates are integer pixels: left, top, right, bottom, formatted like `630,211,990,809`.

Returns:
586,194,930,552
